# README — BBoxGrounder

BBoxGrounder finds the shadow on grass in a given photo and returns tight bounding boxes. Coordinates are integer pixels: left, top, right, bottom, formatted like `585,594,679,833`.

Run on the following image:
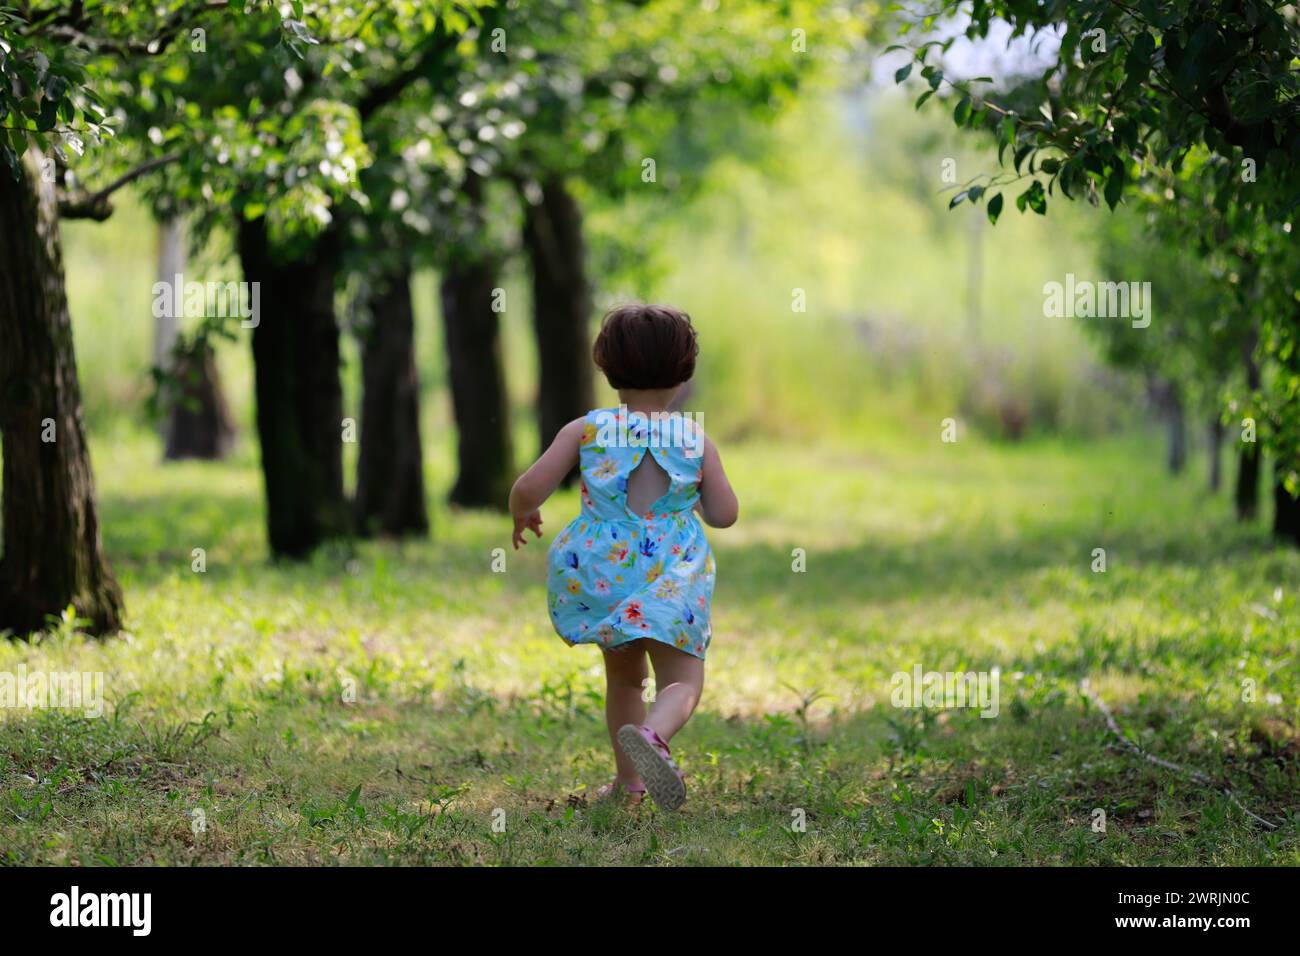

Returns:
2,680,1292,865
99,470,1289,610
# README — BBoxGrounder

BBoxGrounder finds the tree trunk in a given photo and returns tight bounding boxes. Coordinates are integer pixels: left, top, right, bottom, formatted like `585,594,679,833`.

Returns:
354,264,429,537
1147,377,1186,474
440,253,513,510
0,148,124,636
1272,468,1300,545
163,345,236,460
520,175,595,465
156,217,235,460
154,217,182,397
1236,442,1262,520
1236,344,1263,520
236,217,348,559
1207,416,1225,492
1165,385,1187,474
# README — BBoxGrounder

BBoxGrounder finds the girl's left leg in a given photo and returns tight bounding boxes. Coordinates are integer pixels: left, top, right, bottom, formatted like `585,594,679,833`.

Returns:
600,641,650,787
612,642,703,811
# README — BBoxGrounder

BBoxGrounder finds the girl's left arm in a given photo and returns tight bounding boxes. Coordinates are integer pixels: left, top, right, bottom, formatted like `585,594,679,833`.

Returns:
695,434,739,528
508,417,585,548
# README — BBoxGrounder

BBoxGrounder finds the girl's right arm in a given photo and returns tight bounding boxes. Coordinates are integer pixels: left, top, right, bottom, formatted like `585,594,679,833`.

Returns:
508,417,585,548
696,435,739,528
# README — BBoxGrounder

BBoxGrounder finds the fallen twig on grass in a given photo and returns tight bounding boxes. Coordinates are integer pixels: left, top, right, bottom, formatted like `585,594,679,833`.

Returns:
1079,680,1282,832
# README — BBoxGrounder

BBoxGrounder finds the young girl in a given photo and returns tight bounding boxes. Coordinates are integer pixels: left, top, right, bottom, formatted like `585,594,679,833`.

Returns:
509,303,738,811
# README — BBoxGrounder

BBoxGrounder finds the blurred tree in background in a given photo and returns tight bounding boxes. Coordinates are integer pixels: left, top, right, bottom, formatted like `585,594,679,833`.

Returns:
0,0,874,633
7,0,1298,642
890,0,1300,543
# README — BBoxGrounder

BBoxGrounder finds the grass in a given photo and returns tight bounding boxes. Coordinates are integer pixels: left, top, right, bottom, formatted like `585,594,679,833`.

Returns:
17,74,1298,867
2,426,1297,866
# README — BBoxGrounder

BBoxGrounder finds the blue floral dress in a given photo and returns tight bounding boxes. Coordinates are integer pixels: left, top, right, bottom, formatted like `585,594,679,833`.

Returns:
547,407,716,659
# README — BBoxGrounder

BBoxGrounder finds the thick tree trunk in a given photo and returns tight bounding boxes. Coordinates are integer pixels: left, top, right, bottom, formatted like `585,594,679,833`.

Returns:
440,254,513,510
1273,472,1300,545
236,217,348,558
1207,416,1225,492
155,217,235,460
355,264,429,537
520,175,595,465
0,149,124,636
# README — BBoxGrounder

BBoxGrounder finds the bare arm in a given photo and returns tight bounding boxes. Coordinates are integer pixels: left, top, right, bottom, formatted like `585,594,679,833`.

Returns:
695,435,739,528
508,417,584,548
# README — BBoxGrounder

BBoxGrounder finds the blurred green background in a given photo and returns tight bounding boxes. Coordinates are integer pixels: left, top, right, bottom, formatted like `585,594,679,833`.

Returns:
64,90,1136,462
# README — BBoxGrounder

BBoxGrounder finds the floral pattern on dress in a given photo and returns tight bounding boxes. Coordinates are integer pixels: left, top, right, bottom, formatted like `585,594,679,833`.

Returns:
547,407,715,659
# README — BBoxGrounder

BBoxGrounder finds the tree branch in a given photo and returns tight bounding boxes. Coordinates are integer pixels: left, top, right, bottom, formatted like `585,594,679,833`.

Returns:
356,24,460,123
41,1,229,58
356,5,504,124
59,153,180,221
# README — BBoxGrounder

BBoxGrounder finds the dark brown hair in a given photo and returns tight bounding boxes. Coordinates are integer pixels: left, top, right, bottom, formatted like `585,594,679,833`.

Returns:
592,303,698,389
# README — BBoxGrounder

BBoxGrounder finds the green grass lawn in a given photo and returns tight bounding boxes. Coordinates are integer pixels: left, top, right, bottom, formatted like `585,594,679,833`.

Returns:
1,429,1297,865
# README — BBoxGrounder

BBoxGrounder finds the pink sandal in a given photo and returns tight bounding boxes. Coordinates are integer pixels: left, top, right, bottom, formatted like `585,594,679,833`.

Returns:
616,724,686,811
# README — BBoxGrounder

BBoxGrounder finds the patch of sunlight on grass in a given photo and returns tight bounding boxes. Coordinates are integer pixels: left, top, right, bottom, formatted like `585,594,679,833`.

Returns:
3,425,1296,865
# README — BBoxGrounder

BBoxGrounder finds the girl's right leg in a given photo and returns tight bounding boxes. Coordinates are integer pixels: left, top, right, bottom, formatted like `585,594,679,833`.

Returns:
643,640,705,744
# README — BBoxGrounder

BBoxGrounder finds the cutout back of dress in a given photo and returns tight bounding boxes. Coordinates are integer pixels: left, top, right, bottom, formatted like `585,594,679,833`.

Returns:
625,451,671,516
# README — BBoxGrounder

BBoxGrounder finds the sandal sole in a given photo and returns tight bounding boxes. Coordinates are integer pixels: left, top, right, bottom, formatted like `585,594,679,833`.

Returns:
617,724,685,811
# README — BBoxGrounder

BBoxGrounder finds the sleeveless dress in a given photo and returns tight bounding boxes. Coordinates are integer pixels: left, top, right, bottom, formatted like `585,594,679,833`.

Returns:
546,407,716,659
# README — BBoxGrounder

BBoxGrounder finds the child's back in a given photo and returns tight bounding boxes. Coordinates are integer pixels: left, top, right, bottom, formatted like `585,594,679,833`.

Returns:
547,407,715,659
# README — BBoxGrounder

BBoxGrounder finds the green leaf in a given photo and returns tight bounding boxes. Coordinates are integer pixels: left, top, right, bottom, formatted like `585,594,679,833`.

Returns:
1013,142,1033,173
1104,164,1126,210
953,95,972,126
997,117,1015,164
1019,181,1047,215
36,97,58,132
986,192,1004,224
894,63,912,84
1127,30,1155,71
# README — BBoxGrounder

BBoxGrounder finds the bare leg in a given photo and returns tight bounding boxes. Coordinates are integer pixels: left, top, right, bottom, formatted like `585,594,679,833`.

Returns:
643,641,705,744
600,642,649,786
